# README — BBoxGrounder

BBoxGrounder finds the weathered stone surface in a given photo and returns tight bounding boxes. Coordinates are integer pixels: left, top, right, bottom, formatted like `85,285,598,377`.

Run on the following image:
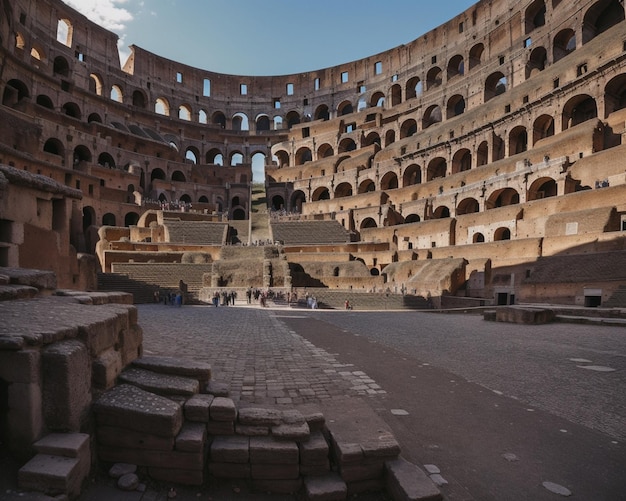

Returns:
6,381,43,454
235,424,270,436
97,426,175,451
249,437,299,464
496,306,555,324
18,454,81,497
339,460,384,483
304,473,347,501
117,473,140,491
210,435,250,463
385,457,442,501
299,431,330,465
207,420,234,435
108,463,137,479
33,433,89,460
175,421,206,452
98,446,203,471
281,409,305,424
119,324,143,366
208,462,250,479
93,384,183,438
184,394,214,422
132,356,211,381
205,380,230,396
250,463,299,480
210,397,237,421
42,340,91,432
118,367,199,396
0,334,25,350
0,349,39,382
300,461,331,476
238,407,282,427
272,421,310,441
92,347,123,389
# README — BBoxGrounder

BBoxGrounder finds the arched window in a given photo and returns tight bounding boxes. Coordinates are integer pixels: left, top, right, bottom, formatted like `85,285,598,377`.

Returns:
155,97,170,116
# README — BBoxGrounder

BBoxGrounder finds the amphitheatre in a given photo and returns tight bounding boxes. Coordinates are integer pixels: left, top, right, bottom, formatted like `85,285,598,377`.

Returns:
0,0,625,499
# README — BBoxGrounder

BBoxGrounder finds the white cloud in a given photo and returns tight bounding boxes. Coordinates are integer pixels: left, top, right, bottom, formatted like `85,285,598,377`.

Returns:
62,0,133,32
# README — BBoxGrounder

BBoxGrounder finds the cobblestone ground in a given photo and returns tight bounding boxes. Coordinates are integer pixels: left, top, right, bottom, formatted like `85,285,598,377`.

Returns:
137,304,385,405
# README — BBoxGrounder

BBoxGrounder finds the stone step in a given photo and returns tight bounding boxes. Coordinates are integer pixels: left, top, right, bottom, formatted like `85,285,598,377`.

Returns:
303,472,347,500
384,457,442,501
132,355,212,383
118,367,200,396
18,454,83,498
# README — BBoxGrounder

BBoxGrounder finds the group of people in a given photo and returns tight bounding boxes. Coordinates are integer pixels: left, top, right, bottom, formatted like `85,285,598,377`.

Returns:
153,289,183,307
211,290,238,307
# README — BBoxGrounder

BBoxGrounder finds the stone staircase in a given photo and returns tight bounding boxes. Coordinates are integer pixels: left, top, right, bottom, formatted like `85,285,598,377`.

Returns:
271,220,351,245
292,289,432,311
97,272,159,303
603,285,626,308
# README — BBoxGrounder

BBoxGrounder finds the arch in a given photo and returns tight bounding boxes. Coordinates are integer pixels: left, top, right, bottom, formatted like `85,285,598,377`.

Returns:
370,268,380,276
172,170,186,182
271,195,285,210
380,172,398,190
3,79,29,106
526,46,547,79
36,95,54,109
56,18,73,46
446,94,466,119
405,214,420,223
447,55,465,80
178,104,192,121
525,0,546,34
180,194,192,204
43,138,64,157
62,102,81,119
89,74,103,96
358,179,376,193
256,114,271,131
274,150,289,168
362,132,380,148
232,112,249,131
30,43,45,61
102,213,116,226
212,111,226,128
473,232,485,243
533,114,555,144
492,133,505,161
494,227,512,241
290,190,306,212
286,110,301,128
314,104,329,121
158,193,168,203
82,206,95,231
338,138,357,153
295,147,312,165
384,129,396,147
98,152,116,169
132,89,147,108
151,168,166,181
53,56,70,77
317,143,334,158
485,72,507,102
229,152,243,166
273,115,283,130
73,145,92,165
400,119,418,139
528,177,557,200
553,29,576,62
432,206,450,218
406,77,422,100
88,113,102,123
110,85,123,103
457,197,480,215
334,182,353,198
604,73,626,117
477,141,489,167
357,97,367,112
360,218,377,229
15,31,26,50
427,157,447,181
206,148,223,165
402,164,422,187
562,94,597,130
338,100,353,116
426,66,443,90
422,105,442,129
451,149,472,174
370,91,385,107
582,0,624,45
185,148,198,164
509,126,528,155
155,97,170,116
125,212,140,226
487,187,520,209
312,187,330,201
469,43,484,71
390,84,402,106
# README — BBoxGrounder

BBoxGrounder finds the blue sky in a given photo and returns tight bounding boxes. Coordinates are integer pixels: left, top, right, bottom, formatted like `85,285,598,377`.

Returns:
63,0,477,76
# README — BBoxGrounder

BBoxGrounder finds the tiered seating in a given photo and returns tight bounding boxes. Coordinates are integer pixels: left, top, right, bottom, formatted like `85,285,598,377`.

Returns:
524,251,626,284
163,221,228,245
110,263,213,294
271,220,350,245
296,289,431,311
97,272,158,303
599,285,626,308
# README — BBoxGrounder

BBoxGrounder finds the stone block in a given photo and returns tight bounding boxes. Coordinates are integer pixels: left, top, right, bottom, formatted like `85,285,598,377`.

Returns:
118,367,199,396
98,445,203,470
272,421,310,441
18,454,82,498
385,457,442,501
339,460,384,483
148,466,204,486
184,394,214,422
93,384,183,438
300,461,331,476
119,324,143,366
7,382,43,455
34,433,90,460
210,436,249,463
249,437,299,464
77,315,119,357
206,380,229,396
96,425,175,451
0,349,40,383
92,347,123,389
42,340,91,431
304,473,347,501
207,420,234,435
250,463,299,480
208,462,250,479
238,407,282,426
210,397,237,421
361,433,400,459
299,431,330,465
496,306,555,324
132,356,211,382
347,477,385,496
331,441,363,464
235,424,270,436
175,422,206,452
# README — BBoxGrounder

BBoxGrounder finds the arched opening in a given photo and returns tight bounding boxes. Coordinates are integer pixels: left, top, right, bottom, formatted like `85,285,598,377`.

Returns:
370,91,385,108
406,77,422,100
338,101,353,116
256,114,270,131
447,95,466,119
447,55,465,80
172,170,186,182
457,197,480,215
98,152,116,169
494,227,512,241
155,97,170,116
509,126,528,155
43,138,64,157
132,90,146,108
553,29,576,62
3,79,29,106
125,212,140,226
102,213,116,226
582,0,625,44
385,130,396,147
314,104,329,121
295,147,312,165
485,72,507,102
73,145,92,166
338,138,357,153
469,43,484,71
53,56,69,77
487,188,520,209
426,67,443,90
533,114,555,144
432,206,450,219
232,112,249,131
360,218,377,229
452,149,472,174
290,190,306,212
271,195,285,211
400,119,417,138
525,0,546,34
402,164,422,187
362,132,380,148
604,74,626,117
405,214,420,223
286,111,301,128
380,172,398,190
151,168,166,181
82,206,95,231
317,144,334,158
477,141,489,167
526,46,547,79
528,177,557,200
473,233,485,243
422,105,442,129
212,112,226,128
427,158,447,181
312,187,330,201
358,179,376,193
36,95,54,109
390,84,402,106
562,94,597,130
232,208,246,220
334,182,353,198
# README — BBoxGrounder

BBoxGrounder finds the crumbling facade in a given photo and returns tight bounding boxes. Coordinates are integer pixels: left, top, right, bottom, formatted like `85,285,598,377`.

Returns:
1,0,626,302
